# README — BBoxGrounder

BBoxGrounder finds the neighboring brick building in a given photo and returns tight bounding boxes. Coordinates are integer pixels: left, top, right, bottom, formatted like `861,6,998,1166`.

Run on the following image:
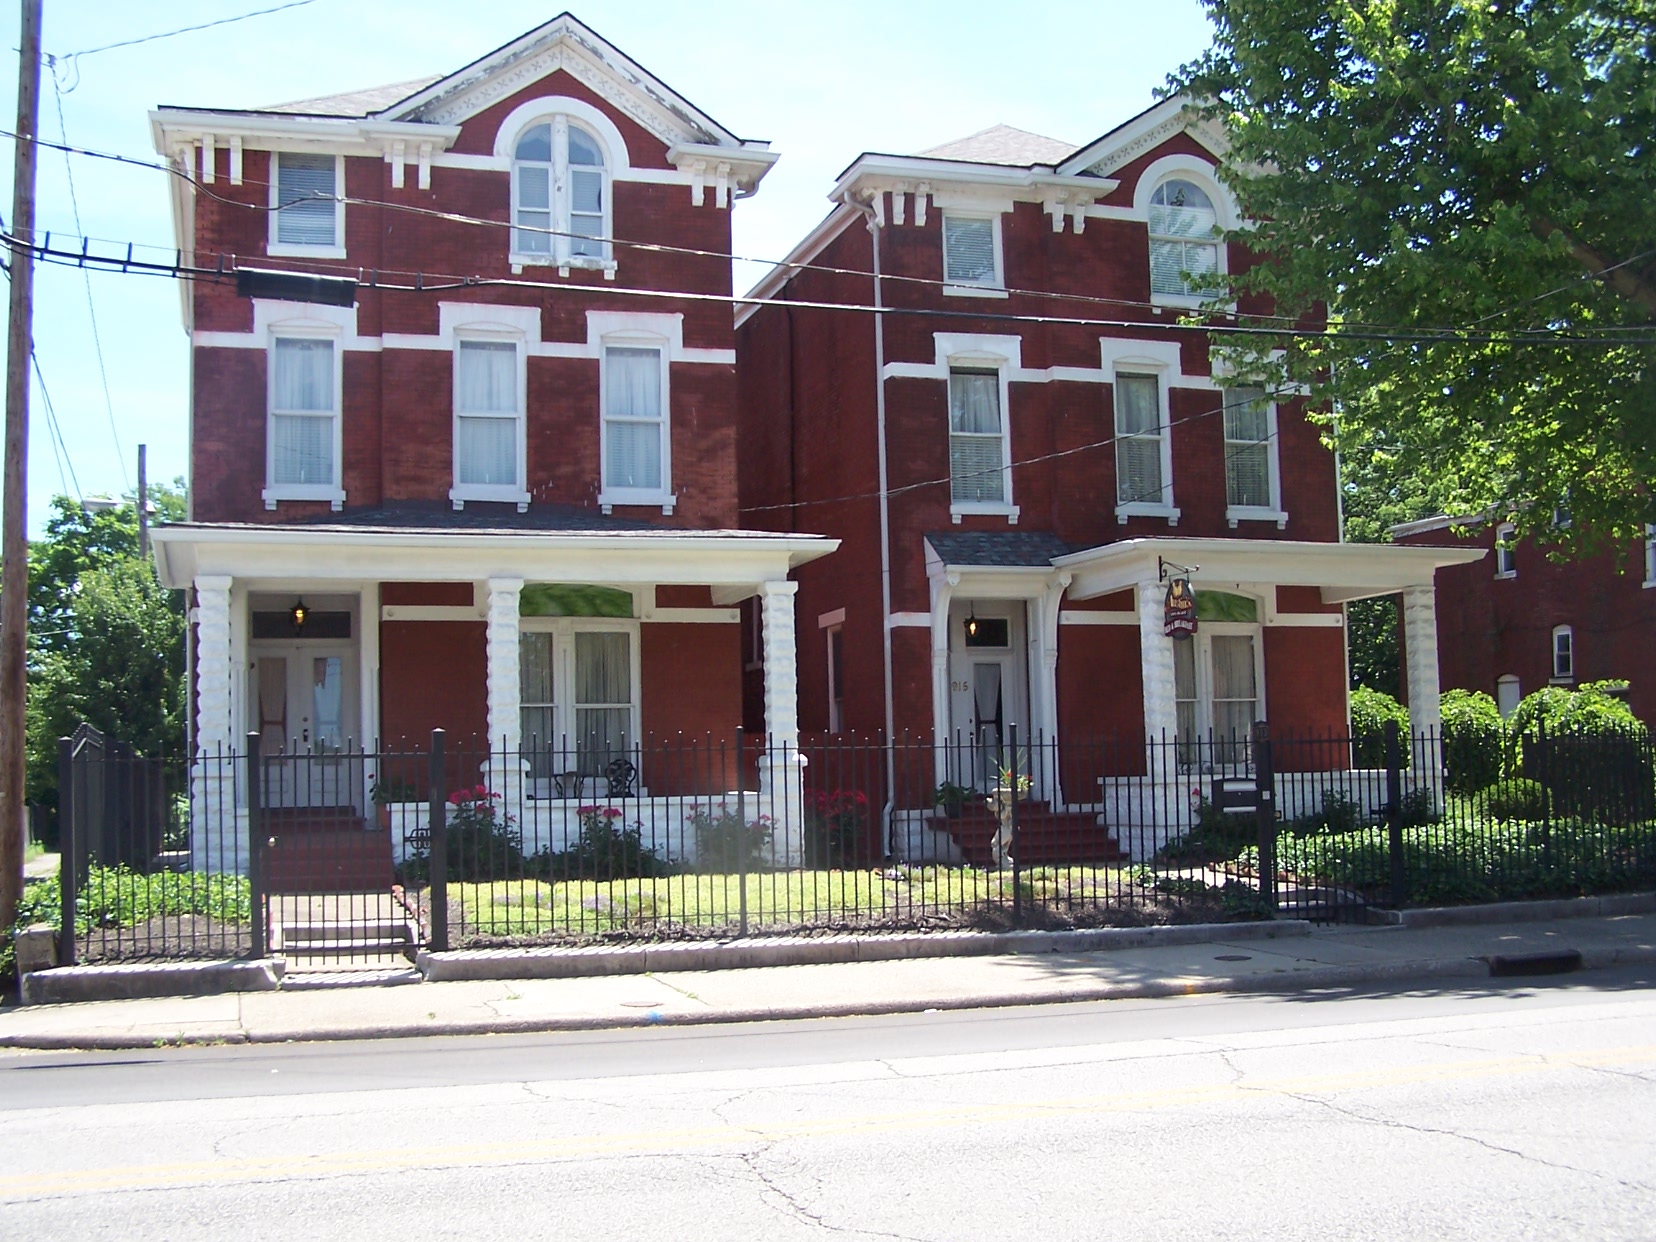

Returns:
736,101,1481,807
147,15,833,865
1393,516,1656,723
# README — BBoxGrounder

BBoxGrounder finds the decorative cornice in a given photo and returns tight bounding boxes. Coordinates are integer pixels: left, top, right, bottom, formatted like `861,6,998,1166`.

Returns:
1085,114,1190,177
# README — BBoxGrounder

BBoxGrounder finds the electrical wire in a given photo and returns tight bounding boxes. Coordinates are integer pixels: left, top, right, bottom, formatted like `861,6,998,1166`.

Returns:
47,61,129,488
30,348,82,504
53,0,322,62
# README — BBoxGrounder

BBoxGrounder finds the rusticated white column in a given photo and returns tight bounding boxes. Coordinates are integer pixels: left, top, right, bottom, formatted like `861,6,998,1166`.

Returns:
191,576,239,873
1138,580,1180,744
1402,583,1443,742
483,576,526,814
757,580,807,866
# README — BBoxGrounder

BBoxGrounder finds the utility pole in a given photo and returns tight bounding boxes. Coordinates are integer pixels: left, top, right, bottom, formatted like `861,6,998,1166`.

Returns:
1,0,43,933
136,443,148,559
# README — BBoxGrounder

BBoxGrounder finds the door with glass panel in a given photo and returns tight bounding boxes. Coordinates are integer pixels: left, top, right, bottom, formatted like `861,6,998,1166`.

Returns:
947,604,1028,791
250,644,358,807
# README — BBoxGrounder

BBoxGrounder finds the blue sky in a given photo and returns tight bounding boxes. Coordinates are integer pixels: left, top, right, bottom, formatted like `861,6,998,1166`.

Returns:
2,0,1214,534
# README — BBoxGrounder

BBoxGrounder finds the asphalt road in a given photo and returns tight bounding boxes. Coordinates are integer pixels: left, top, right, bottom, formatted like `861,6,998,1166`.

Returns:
3,967,1655,1240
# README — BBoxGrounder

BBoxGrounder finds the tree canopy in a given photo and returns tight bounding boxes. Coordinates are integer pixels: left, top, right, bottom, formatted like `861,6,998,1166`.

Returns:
1172,0,1656,547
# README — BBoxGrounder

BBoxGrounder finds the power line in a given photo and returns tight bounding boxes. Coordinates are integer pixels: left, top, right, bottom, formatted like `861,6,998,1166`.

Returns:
54,0,321,62
30,348,81,503
46,63,128,488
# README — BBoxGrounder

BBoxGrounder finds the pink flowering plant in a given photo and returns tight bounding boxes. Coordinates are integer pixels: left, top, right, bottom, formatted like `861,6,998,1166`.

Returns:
688,802,775,874
539,804,668,881
806,789,870,867
397,784,522,885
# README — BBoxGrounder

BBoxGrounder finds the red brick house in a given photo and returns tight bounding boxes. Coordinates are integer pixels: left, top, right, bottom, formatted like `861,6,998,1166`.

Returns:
1393,516,1656,723
735,101,1479,850
147,14,833,867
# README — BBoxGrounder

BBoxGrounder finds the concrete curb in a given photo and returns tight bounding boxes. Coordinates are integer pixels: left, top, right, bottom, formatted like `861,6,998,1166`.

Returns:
18,959,284,1006
416,919,1315,981
1386,892,1656,928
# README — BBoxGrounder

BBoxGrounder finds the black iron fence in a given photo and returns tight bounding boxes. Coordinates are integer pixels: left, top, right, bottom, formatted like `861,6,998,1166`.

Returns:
42,720,1656,964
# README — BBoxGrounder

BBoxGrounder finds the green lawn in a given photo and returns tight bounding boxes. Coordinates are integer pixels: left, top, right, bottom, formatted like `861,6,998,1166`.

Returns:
449,865,1149,937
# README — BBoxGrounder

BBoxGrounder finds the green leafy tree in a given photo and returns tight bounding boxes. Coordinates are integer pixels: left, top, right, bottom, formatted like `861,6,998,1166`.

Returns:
1172,1,1656,548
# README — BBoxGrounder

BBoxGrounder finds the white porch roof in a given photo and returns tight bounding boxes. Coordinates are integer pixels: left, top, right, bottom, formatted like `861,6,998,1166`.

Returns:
1051,537,1487,604
152,519,836,598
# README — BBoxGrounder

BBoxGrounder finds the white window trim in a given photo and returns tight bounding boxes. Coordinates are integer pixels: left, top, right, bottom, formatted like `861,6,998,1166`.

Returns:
1135,155,1237,310
1112,359,1179,526
262,321,345,511
519,617,642,768
941,210,1006,296
940,339,1019,524
1551,624,1574,682
448,329,530,510
1643,525,1655,588
826,623,845,734
1495,674,1522,719
1222,387,1286,528
508,112,616,273
1175,620,1266,757
1494,522,1518,579
597,330,675,514
267,152,346,260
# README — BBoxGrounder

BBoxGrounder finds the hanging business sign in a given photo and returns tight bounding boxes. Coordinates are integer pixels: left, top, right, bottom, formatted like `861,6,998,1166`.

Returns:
1164,576,1198,640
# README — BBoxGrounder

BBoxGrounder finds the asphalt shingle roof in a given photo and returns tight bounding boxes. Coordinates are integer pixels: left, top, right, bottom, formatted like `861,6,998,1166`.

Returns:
916,124,1077,167
924,530,1079,567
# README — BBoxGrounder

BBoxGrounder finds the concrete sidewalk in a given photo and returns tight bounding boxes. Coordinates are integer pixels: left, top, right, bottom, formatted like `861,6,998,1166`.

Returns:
3,908,1653,1050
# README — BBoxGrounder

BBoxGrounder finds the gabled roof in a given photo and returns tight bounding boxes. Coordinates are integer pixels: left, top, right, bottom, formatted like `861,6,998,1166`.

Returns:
925,531,1080,568
917,124,1077,167
260,76,444,118
1057,94,1226,178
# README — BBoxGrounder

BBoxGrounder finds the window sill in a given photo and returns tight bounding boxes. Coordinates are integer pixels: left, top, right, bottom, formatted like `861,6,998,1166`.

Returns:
1494,571,1517,581
942,284,1008,299
1150,291,1228,311
450,487,531,512
268,242,347,260
950,502,1019,525
598,491,677,516
1226,506,1288,530
1549,675,1576,686
511,254,617,280
264,486,346,511
1116,502,1180,527
1642,579,1656,590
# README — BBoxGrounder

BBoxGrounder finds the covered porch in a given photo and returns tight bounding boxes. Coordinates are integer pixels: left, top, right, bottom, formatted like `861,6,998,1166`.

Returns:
152,510,836,872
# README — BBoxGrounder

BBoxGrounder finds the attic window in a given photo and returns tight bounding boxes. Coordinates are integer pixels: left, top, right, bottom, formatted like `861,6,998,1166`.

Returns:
512,118,610,265
1148,178,1220,298
271,153,343,253
942,214,1000,288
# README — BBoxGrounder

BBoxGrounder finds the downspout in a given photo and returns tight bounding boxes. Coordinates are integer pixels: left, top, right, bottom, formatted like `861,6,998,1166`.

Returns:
844,189,898,856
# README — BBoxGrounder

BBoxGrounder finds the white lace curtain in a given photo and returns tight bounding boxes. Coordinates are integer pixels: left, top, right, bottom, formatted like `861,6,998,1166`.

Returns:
271,338,334,485
604,347,662,490
457,342,517,486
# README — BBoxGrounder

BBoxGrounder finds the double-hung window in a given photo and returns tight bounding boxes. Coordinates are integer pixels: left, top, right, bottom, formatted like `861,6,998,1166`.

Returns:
266,336,341,507
270,153,343,255
948,368,1007,505
1223,386,1280,522
1174,628,1261,768
600,344,670,508
512,119,610,265
518,625,637,784
942,214,1001,291
1552,626,1574,681
1643,526,1655,587
574,631,632,774
1148,178,1221,299
1114,372,1168,511
1495,523,1518,578
452,338,525,506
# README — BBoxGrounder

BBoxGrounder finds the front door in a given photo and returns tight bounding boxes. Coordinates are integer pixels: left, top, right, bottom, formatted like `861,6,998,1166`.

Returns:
251,644,360,808
947,602,1029,791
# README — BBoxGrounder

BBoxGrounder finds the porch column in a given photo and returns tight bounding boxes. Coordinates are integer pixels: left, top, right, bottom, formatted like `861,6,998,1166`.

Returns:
1137,580,1179,744
483,576,525,812
1033,575,1069,804
928,572,956,788
1402,583,1442,742
191,575,240,873
757,579,807,866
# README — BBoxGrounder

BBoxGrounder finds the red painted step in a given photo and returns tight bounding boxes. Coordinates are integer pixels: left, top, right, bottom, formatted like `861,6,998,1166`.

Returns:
939,804,1125,867
263,811,394,894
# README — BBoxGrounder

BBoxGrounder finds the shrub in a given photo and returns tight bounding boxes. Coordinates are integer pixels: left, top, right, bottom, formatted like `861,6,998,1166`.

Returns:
1480,777,1549,822
1509,682,1645,746
1157,797,1257,863
689,802,774,873
542,805,670,882
399,785,523,884
806,789,871,868
1290,790,1365,836
1350,687,1409,767
1440,689,1505,793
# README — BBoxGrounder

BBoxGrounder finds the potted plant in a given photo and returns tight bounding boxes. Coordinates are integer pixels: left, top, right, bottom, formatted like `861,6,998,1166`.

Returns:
988,760,1033,867
931,781,977,819
370,774,416,829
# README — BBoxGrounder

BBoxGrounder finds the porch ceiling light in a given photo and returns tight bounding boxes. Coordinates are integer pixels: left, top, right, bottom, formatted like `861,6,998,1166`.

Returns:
291,599,308,632
965,605,979,641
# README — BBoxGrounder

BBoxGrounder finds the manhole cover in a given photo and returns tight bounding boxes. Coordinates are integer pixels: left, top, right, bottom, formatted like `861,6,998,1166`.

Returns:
1214,954,1252,962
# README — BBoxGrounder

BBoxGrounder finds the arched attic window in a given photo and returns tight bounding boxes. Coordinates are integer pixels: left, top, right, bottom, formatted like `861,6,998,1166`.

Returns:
512,119,608,263
1148,178,1222,298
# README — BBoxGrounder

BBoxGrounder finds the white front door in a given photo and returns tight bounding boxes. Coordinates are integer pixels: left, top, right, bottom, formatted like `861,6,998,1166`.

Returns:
250,644,361,808
947,602,1029,791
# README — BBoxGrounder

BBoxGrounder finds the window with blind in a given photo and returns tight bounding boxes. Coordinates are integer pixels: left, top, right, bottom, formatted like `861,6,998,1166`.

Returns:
1148,178,1220,299
948,368,1006,504
454,340,521,490
1113,373,1165,506
943,215,999,287
273,153,340,249
268,337,337,489
602,345,666,495
512,118,610,264
1222,387,1273,509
